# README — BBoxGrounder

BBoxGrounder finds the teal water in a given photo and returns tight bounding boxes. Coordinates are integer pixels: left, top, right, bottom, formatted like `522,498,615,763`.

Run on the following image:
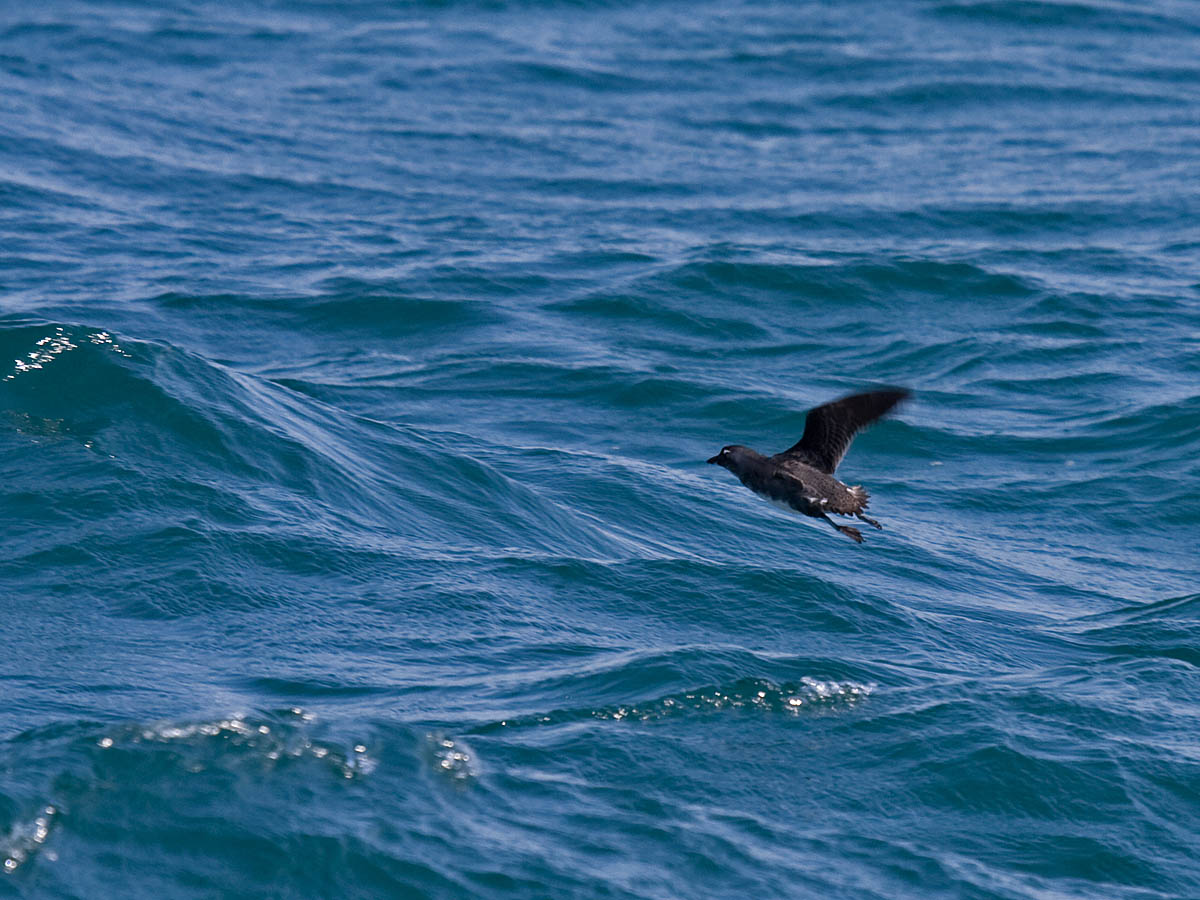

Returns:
3,1,1200,897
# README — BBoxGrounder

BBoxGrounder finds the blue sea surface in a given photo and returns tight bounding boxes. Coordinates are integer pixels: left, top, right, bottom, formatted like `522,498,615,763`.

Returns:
2,1,1199,897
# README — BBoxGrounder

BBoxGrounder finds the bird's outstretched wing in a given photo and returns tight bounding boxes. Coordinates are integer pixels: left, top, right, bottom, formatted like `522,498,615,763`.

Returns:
775,388,909,474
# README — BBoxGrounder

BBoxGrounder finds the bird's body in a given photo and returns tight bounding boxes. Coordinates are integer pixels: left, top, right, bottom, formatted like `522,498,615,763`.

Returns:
707,389,909,543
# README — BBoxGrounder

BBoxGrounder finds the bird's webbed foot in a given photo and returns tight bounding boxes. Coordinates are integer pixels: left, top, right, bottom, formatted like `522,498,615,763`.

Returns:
837,525,864,543
855,512,882,530
823,514,863,543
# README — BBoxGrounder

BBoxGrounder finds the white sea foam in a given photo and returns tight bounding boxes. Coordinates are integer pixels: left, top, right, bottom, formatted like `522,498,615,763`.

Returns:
428,733,477,783
98,709,374,781
591,677,874,722
4,328,128,382
1,805,56,875
5,328,76,381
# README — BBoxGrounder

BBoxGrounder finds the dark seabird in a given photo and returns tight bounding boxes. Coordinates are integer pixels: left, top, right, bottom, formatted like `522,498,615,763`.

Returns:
707,388,909,543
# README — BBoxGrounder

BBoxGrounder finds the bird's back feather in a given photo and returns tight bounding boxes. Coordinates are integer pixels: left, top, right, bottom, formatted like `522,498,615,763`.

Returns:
769,458,870,515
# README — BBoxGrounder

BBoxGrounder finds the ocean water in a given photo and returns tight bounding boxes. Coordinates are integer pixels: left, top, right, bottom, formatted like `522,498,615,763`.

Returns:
2,0,1199,896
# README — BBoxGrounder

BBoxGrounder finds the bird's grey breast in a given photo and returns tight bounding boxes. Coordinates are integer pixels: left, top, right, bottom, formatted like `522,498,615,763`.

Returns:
739,458,828,516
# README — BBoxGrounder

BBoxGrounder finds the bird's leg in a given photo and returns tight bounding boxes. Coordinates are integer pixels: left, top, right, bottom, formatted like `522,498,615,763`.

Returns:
822,514,863,543
855,512,882,530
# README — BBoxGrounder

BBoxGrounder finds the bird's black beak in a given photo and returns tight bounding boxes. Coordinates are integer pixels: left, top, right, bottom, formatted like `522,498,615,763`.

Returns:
707,455,720,465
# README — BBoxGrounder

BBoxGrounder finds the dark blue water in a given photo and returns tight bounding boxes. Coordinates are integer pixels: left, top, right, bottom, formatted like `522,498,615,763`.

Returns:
3,1,1199,896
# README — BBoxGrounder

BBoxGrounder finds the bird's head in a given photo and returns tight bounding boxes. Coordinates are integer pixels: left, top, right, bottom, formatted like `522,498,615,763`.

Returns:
707,445,751,469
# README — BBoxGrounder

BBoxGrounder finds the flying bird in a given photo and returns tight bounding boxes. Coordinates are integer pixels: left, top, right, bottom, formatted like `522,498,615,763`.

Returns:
707,388,909,543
